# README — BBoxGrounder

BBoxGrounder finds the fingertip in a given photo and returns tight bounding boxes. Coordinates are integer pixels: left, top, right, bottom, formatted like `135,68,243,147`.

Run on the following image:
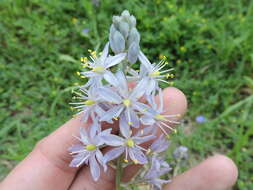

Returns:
208,154,238,187
163,87,187,116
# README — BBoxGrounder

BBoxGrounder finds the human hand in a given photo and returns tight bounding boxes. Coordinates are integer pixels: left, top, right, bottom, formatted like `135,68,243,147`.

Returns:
0,87,237,190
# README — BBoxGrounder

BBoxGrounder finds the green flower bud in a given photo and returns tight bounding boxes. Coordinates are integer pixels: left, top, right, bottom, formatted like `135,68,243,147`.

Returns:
127,28,140,48
112,16,121,29
119,21,130,39
129,15,136,28
128,42,140,64
111,30,125,54
121,10,130,18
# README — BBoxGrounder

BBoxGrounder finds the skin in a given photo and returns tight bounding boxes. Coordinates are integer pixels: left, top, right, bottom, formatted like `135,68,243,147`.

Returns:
0,87,238,190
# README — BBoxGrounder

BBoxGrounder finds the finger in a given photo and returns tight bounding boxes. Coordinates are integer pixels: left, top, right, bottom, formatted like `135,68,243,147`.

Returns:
164,155,238,190
0,115,89,190
69,87,187,190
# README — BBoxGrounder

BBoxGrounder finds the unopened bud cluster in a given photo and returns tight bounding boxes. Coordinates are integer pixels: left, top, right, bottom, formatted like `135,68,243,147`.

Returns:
110,10,140,64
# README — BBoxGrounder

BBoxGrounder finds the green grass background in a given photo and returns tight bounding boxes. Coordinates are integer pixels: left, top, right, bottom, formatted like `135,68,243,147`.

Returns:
0,0,253,189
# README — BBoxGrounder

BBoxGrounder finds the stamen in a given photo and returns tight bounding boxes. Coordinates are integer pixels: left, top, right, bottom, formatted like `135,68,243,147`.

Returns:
146,148,151,154
155,114,167,121
149,71,160,77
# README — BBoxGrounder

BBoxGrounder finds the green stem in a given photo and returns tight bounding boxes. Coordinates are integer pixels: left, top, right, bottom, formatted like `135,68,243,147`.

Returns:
117,59,127,74
116,156,123,190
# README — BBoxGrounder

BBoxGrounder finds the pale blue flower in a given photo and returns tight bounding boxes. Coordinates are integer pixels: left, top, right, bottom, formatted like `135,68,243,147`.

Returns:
144,156,172,190
102,120,154,164
81,42,126,87
173,146,188,160
69,125,111,181
195,115,206,123
70,87,106,122
82,28,90,34
150,135,170,154
140,89,179,135
98,71,149,127
138,51,173,94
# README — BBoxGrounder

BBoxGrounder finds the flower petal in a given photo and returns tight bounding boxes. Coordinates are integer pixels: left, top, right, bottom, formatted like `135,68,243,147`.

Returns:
105,53,126,68
68,144,84,153
98,87,122,104
89,155,101,181
96,150,107,172
100,42,109,63
119,115,130,138
133,135,155,145
103,147,125,163
129,148,147,164
69,152,89,167
99,105,124,122
138,51,153,70
103,71,119,87
130,77,148,99
80,127,90,144
140,115,155,125
115,71,128,93
101,134,124,146
129,108,140,127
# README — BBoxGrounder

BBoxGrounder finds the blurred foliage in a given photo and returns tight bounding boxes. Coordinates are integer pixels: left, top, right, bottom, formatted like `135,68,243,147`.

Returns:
0,0,253,189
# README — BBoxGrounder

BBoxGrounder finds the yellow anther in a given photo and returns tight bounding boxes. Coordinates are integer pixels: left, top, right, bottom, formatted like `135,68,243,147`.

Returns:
146,148,151,154
149,71,160,77
76,72,80,76
180,46,186,52
80,57,88,63
159,54,164,60
155,114,166,121
166,74,175,78
126,139,135,148
88,49,92,53
92,66,104,72
72,17,78,24
91,51,97,58
80,76,86,79
86,144,97,151
113,117,118,121
164,61,169,65
163,55,167,59
133,160,139,164
143,108,147,112
74,82,79,86
174,129,178,134
84,99,96,106
123,99,131,107
124,159,129,163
